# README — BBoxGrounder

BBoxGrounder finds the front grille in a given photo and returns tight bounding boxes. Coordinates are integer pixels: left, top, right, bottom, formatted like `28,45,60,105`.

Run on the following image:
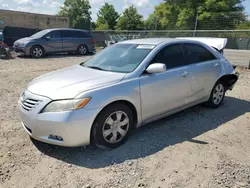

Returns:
21,98,42,111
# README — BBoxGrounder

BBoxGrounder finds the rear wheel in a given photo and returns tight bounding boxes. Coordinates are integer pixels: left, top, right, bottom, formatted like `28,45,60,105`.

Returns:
30,45,44,58
77,44,88,55
206,81,225,108
92,103,133,149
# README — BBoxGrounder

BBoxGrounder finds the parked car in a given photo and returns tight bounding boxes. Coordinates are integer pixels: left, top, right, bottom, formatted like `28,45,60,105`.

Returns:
13,28,95,58
18,38,238,149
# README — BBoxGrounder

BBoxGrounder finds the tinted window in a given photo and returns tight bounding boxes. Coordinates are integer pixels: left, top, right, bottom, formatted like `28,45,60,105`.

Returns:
184,43,216,64
50,31,61,39
152,44,186,69
61,30,90,38
61,30,73,38
75,31,89,38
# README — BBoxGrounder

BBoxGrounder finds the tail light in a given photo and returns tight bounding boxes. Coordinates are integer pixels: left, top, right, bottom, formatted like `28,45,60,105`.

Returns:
90,38,94,44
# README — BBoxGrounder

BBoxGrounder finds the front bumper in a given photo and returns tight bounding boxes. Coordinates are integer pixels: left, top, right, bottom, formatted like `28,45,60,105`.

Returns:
18,91,100,147
13,46,30,55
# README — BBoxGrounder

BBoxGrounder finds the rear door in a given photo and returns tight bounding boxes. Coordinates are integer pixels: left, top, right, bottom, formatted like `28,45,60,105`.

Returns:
42,31,62,53
182,43,222,102
61,30,78,52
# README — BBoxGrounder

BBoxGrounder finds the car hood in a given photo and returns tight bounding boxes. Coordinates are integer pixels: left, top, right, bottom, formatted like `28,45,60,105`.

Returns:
27,65,126,99
15,37,34,44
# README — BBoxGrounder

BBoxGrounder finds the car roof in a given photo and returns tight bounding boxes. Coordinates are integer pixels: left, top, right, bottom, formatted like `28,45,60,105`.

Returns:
43,28,89,32
119,38,180,45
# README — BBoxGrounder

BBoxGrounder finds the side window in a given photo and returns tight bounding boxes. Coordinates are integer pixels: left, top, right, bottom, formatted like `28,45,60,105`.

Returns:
61,30,73,38
152,44,186,69
50,31,61,39
75,31,89,38
184,43,216,64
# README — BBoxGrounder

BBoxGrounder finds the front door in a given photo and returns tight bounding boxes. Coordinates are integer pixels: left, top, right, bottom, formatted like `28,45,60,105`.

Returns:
43,31,62,53
139,44,192,121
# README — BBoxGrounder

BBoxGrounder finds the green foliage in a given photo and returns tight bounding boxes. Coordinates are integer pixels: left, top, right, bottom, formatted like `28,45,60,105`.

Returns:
147,0,246,30
58,0,91,30
116,6,144,30
144,13,162,30
237,21,250,29
95,23,109,30
91,22,96,30
96,3,119,30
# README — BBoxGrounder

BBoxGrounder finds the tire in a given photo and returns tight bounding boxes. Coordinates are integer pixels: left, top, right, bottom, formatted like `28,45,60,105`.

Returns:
92,103,134,149
205,81,225,108
30,45,44,58
77,44,88,55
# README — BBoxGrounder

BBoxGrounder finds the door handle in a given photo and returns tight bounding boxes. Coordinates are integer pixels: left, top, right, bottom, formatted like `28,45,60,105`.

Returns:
181,71,189,77
214,63,220,67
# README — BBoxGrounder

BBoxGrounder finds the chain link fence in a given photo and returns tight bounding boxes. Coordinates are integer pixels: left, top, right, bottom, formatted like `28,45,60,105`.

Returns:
92,30,250,50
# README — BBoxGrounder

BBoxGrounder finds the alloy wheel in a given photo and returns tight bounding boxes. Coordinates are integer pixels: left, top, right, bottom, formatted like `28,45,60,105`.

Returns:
32,47,43,58
213,84,224,105
79,45,87,55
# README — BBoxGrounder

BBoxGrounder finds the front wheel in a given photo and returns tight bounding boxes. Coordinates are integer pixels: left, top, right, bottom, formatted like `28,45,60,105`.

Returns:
206,81,225,108
92,103,134,149
30,45,44,58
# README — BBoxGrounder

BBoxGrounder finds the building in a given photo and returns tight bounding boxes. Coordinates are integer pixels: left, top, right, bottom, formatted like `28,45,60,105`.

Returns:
0,9,69,30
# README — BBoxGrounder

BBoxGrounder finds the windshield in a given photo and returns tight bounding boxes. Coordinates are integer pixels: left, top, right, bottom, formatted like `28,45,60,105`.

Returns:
82,43,154,73
30,30,50,38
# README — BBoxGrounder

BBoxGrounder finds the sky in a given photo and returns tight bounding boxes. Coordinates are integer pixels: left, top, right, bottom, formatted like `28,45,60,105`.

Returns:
0,0,249,21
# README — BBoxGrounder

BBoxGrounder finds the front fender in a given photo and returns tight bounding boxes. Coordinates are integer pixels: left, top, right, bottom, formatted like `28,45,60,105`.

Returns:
75,78,142,126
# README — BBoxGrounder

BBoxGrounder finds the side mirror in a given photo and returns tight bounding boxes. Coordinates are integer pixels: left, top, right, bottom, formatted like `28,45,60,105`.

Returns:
44,35,50,41
146,63,166,74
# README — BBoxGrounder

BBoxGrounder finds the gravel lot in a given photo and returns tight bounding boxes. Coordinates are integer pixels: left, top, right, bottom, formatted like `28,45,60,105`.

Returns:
0,55,250,188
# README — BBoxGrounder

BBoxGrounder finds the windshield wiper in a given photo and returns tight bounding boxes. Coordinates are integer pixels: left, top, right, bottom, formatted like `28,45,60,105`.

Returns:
86,66,106,71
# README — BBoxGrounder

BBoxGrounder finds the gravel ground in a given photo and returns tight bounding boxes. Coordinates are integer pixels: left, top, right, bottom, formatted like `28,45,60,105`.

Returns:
0,55,250,188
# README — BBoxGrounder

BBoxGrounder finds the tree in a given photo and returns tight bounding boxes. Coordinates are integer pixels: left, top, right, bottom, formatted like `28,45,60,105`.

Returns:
144,13,161,30
116,6,144,30
95,23,109,30
149,0,246,30
58,0,91,30
145,3,179,30
237,21,250,29
96,3,119,30
91,22,96,30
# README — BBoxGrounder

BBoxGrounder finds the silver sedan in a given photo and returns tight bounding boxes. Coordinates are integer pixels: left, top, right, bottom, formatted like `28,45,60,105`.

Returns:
18,38,238,149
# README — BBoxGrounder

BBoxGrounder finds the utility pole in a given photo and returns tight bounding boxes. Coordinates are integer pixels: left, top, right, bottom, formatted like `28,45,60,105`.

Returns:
193,13,198,37
154,16,158,33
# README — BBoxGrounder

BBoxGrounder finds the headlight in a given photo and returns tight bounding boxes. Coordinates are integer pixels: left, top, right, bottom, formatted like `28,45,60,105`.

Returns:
42,98,91,113
19,41,29,47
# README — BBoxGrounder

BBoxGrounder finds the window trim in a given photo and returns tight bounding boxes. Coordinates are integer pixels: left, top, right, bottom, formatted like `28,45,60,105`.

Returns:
182,42,218,65
147,43,188,71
